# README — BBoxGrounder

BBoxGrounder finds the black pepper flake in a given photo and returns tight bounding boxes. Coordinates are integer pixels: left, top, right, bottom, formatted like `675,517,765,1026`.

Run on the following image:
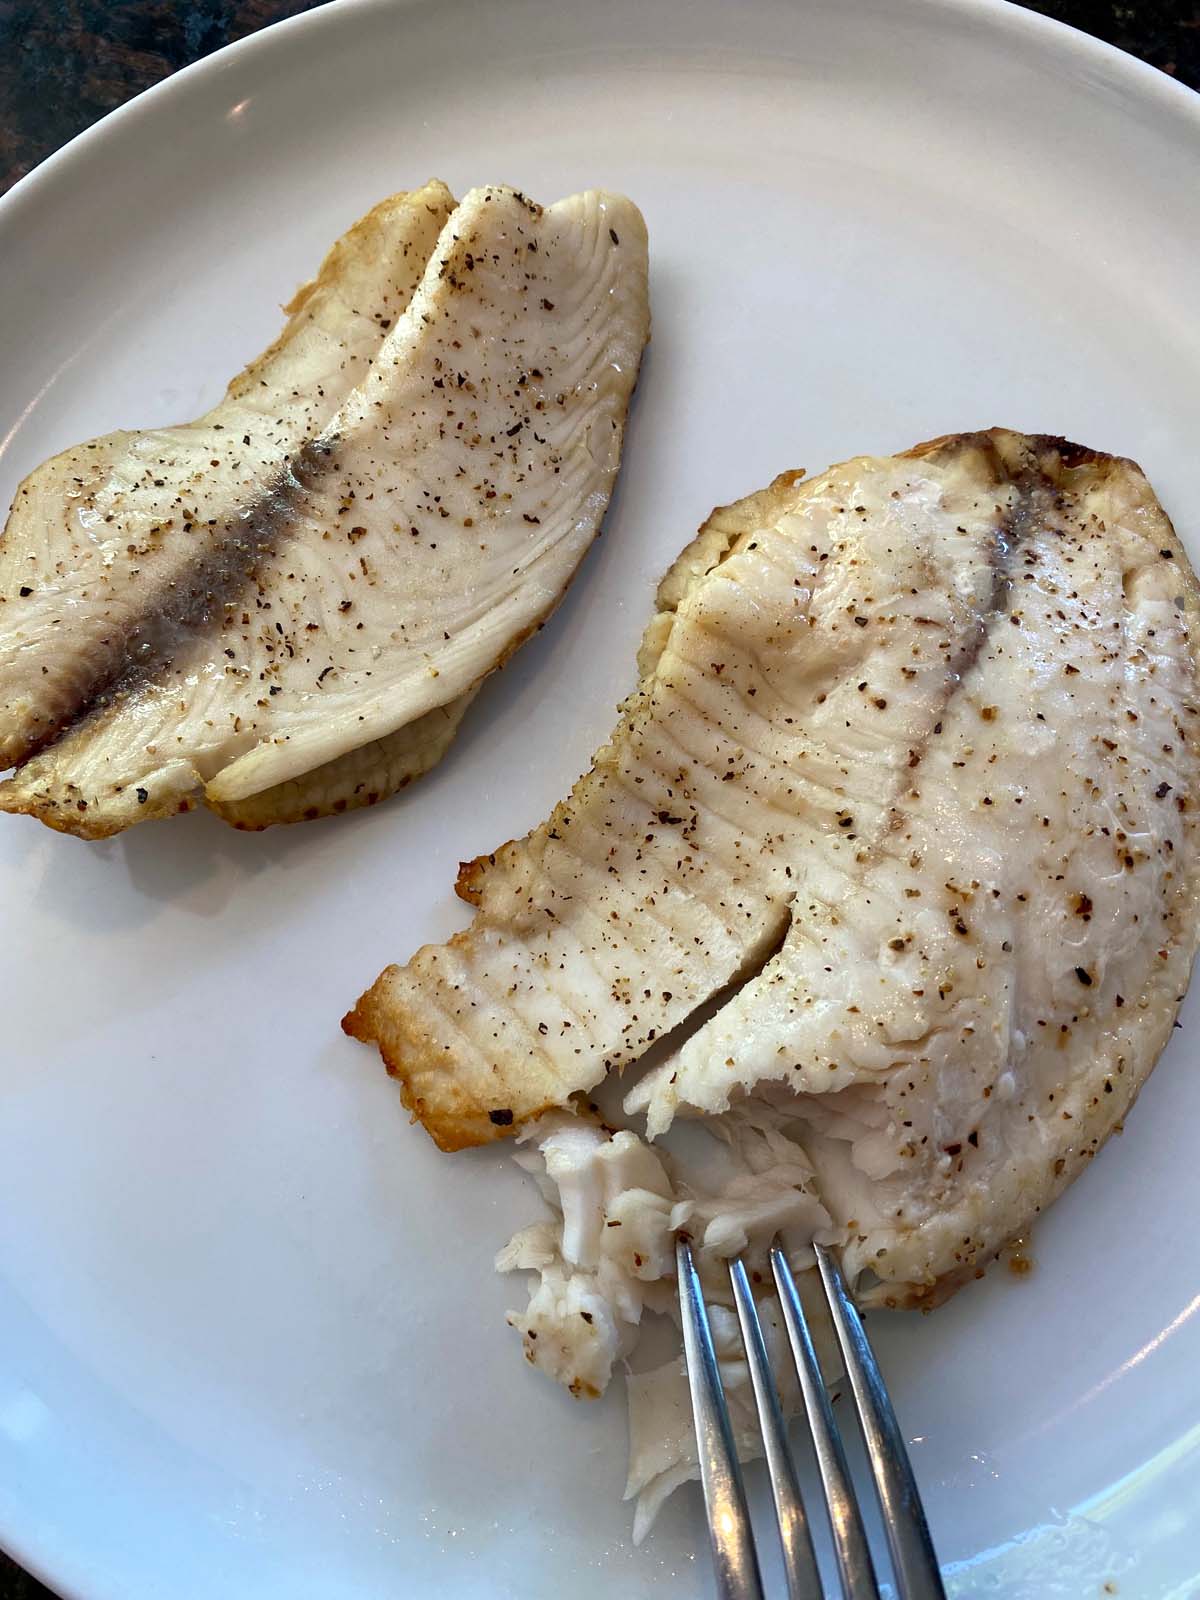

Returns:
609,228,619,245
18,586,31,597
1075,966,1093,986
1156,782,1173,799
136,788,149,804
488,1108,514,1125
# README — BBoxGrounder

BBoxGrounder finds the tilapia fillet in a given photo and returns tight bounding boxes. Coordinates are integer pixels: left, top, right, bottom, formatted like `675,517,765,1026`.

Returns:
0,180,457,830
0,183,649,836
346,429,1200,1306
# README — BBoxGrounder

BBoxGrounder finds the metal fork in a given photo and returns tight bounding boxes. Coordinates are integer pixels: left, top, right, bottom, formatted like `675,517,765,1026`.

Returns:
676,1237,945,1600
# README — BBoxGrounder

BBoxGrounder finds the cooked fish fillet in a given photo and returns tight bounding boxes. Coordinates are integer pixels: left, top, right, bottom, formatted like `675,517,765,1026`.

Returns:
209,689,480,829
628,434,1200,1306
344,471,810,1148
201,186,483,832
0,181,454,779
0,185,649,837
346,430,1200,1309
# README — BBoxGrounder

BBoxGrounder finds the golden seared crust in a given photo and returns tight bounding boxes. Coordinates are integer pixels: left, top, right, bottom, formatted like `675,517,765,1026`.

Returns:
342,941,562,1151
652,470,807,616
222,181,456,405
209,688,478,829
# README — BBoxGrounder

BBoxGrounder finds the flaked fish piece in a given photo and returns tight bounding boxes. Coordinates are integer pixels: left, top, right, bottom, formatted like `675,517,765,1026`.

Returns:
0,185,649,837
497,1104,833,1539
345,430,1200,1324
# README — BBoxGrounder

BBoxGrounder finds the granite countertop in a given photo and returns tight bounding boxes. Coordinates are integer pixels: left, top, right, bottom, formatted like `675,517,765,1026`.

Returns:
0,1,1195,1596
0,0,1196,195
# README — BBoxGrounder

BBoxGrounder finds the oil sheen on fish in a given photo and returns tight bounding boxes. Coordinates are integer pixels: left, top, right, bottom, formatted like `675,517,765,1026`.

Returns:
346,430,1200,1310
0,184,649,836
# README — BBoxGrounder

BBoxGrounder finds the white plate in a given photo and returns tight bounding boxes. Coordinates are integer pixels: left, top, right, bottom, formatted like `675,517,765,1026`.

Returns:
2,1,1199,1595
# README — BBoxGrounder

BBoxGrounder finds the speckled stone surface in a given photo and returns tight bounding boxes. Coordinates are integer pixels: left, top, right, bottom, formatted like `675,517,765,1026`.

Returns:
1024,0,1200,84
0,0,329,192
0,0,1196,196
0,1,1195,1595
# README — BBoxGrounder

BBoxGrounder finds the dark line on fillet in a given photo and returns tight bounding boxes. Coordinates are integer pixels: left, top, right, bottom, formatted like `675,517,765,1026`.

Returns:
602,442,1052,1096
624,440,1055,1094
635,439,1062,1122
886,437,1052,820
13,437,339,767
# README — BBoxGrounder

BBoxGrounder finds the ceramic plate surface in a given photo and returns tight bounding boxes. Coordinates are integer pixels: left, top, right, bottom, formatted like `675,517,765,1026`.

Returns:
1,1,1199,1595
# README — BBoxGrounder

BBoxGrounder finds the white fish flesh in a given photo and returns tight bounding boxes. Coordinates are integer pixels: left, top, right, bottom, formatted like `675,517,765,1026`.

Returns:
0,184,649,835
348,431,1200,1314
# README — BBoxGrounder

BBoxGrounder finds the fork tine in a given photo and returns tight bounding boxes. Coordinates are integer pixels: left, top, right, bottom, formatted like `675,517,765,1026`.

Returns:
728,1257,823,1599
676,1239,765,1600
770,1243,882,1600
813,1243,947,1600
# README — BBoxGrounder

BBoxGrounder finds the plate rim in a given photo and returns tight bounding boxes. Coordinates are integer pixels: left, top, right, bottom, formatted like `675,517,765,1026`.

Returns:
0,0,1197,1595
0,0,1197,239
